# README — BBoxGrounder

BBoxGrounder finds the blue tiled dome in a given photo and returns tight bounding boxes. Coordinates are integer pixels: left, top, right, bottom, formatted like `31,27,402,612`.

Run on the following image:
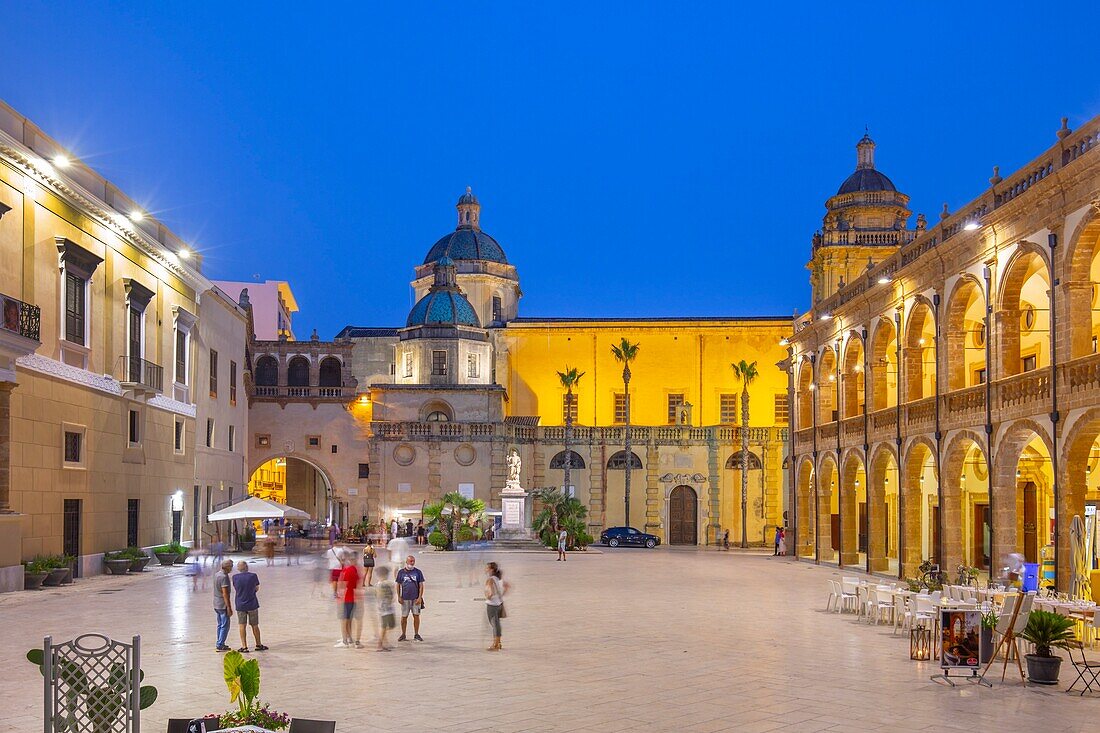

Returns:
837,168,897,195
406,290,481,328
423,227,507,264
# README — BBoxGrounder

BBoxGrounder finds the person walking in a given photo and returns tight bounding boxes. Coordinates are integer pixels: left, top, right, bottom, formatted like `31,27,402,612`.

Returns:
326,544,345,597
557,527,568,561
723,529,730,551
336,551,361,648
484,562,510,652
213,559,234,652
405,518,414,539
231,561,267,652
778,527,787,556
395,554,425,641
363,541,376,586
390,517,399,539
773,525,782,556
375,565,396,651
416,520,426,546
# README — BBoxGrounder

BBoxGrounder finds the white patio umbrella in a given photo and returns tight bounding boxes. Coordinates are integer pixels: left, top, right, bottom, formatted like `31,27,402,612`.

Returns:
207,496,310,522
1071,514,1091,601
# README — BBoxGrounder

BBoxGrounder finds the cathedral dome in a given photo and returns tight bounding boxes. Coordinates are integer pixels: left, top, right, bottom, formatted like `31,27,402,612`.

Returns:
422,187,509,265
406,257,482,327
836,168,897,195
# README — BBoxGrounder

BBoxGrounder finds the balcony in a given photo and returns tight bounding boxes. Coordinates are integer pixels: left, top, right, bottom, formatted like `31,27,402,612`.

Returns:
252,384,354,400
0,293,41,381
371,421,790,447
117,355,163,394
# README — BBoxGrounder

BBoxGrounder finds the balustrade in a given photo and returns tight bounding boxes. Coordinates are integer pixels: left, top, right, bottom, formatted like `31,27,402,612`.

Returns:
998,370,1050,409
906,396,935,426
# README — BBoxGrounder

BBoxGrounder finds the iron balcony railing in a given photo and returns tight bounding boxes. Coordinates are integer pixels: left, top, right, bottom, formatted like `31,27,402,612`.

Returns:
0,292,41,341
116,355,164,392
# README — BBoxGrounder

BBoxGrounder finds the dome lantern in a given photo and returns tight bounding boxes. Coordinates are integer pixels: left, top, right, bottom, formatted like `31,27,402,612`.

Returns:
457,186,481,229
856,132,876,170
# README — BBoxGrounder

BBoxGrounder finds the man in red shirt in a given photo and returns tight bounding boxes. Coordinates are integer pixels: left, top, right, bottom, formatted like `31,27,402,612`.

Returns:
336,551,361,648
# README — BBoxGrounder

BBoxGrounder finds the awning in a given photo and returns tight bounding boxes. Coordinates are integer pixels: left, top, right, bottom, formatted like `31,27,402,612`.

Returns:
207,496,311,522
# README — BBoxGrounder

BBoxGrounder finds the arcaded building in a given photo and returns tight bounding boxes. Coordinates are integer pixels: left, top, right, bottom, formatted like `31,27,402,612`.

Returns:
788,118,1100,590
246,190,792,546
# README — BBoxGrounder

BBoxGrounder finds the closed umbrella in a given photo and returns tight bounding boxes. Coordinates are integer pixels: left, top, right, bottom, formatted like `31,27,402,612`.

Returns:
1071,514,1090,601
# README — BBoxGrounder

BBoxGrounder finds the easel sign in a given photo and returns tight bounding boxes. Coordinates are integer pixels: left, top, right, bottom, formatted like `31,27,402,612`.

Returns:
931,610,988,686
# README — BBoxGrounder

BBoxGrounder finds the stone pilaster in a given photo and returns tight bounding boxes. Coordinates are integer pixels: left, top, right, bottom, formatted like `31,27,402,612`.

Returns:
996,309,1021,376
588,442,605,529
489,440,507,508
706,434,720,545
0,382,12,512
427,440,441,494
645,441,660,533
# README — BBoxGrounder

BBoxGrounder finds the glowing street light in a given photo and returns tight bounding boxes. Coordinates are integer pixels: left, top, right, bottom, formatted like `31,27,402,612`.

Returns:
52,155,70,168
129,210,144,223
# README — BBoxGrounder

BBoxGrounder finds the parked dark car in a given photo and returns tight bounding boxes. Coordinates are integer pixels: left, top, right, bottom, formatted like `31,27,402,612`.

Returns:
600,526,660,549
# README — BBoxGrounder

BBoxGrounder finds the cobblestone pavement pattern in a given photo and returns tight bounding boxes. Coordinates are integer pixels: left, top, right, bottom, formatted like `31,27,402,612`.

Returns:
1,548,1094,732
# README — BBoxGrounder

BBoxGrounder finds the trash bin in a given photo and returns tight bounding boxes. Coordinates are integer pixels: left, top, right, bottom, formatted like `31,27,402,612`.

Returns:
1022,562,1040,593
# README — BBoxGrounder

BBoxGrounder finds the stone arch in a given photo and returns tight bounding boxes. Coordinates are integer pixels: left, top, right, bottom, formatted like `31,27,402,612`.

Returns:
817,452,839,563
842,332,865,418
993,418,1054,568
901,437,937,576
839,448,867,567
287,355,310,387
797,358,814,429
998,242,1052,376
869,316,898,410
796,456,816,558
419,399,454,422
724,450,763,470
549,450,587,469
247,452,336,521
944,275,988,390
818,346,838,424
1064,210,1100,358
1059,408,1100,590
318,356,342,388
868,443,899,572
904,297,937,401
941,430,989,573
254,355,278,386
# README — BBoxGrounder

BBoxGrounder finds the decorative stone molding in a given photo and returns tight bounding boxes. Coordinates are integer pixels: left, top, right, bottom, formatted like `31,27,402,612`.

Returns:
16,353,122,396
147,394,197,418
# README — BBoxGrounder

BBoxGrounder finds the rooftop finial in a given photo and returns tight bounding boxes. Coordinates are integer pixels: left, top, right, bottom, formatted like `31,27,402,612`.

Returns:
456,186,481,229
856,131,875,170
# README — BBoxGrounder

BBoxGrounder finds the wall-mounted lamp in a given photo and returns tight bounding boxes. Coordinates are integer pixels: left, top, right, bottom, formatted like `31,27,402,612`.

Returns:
171,490,184,512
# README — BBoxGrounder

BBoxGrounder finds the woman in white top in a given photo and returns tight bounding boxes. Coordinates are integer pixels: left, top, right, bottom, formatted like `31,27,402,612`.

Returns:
484,561,509,651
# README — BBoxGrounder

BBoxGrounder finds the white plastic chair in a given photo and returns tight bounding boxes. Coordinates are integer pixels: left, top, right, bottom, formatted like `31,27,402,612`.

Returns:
839,578,859,614
826,580,839,612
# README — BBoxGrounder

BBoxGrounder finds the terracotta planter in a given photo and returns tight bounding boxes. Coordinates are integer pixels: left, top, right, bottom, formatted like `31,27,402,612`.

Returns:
155,552,178,567
24,572,48,590
1025,653,1062,685
43,568,70,586
129,556,151,572
104,559,132,575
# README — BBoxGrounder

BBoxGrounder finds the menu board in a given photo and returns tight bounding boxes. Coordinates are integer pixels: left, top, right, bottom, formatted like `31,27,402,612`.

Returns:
940,610,983,669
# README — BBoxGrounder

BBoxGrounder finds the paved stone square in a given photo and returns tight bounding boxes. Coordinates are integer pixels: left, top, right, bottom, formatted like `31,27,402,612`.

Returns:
1,548,1096,733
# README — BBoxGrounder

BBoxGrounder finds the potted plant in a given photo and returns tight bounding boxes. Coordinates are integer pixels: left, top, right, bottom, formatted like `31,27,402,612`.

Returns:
103,551,133,575
239,524,257,552
1019,609,1076,685
152,544,180,567
171,542,189,564
124,547,151,572
979,609,997,664
42,555,72,586
23,558,50,590
214,651,290,731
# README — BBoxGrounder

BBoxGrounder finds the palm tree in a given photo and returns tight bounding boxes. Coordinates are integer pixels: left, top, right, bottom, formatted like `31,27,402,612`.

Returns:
556,366,585,501
532,488,590,549
732,359,759,548
611,339,640,527
423,491,486,550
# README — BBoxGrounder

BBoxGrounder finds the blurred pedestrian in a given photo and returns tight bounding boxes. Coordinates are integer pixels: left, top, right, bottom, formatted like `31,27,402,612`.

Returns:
336,551,361,648
390,517,398,539
363,541,376,586
557,527,568,561
773,525,782,556
213,559,233,652
778,527,787,556
326,544,345,597
262,535,276,566
232,561,267,652
396,554,425,641
484,562,509,651
375,566,395,651
723,529,730,551
416,520,426,546
405,518,414,539
187,558,206,591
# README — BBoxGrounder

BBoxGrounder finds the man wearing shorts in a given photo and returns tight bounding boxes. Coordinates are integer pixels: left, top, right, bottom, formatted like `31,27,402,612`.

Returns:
557,528,568,561
231,561,267,652
336,551,361,648
395,555,425,641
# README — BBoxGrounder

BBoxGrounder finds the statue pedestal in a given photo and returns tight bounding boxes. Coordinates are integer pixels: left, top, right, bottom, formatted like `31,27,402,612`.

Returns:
497,484,532,540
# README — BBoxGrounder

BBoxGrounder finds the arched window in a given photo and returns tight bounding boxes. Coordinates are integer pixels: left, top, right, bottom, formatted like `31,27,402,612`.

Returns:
549,450,586,469
426,411,450,422
287,356,310,387
319,356,342,387
420,400,455,422
607,450,642,469
725,450,763,470
254,356,278,386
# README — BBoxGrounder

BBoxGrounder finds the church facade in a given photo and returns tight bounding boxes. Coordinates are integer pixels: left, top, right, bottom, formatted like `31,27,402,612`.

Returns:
245,189,791,546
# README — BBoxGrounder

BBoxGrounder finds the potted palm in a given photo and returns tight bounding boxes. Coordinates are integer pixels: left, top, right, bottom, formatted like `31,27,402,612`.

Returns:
1019,609,1075,684
23,558,50,590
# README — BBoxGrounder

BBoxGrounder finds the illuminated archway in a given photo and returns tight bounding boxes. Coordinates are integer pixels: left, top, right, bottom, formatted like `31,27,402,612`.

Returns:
869,317,898,411
868,444,899,573
1064,212,1100,358
817,453,838,563
842,335,865,418
942,431,990,572
796,458,816,558
904,299,936,401
247,455,333,521
999,245,1051,375
993,420,1054,576
944,277,987,390
818,347,837,424
902,438,937,577
1061,409,1100,591
797,359,814,429
839,449,866,568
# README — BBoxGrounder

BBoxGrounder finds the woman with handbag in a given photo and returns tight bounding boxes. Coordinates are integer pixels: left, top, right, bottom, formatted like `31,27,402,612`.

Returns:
363,541,376,586
484,562,510,651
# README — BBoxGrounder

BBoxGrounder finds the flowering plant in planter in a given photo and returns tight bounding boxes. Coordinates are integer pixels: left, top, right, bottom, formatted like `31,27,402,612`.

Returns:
218,704,290,731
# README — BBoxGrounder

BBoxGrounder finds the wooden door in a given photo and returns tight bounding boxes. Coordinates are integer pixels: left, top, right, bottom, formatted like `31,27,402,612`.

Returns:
973,503,990,570
669,486,697,545
1023,482,1038,563
858,503,867,553
831,514,840,551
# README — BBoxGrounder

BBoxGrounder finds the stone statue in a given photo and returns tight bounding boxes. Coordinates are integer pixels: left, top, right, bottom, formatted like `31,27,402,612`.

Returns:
506,448,522,489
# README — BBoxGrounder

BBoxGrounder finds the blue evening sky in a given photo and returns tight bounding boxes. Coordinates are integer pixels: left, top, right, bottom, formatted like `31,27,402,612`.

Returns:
1,3,1096,337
